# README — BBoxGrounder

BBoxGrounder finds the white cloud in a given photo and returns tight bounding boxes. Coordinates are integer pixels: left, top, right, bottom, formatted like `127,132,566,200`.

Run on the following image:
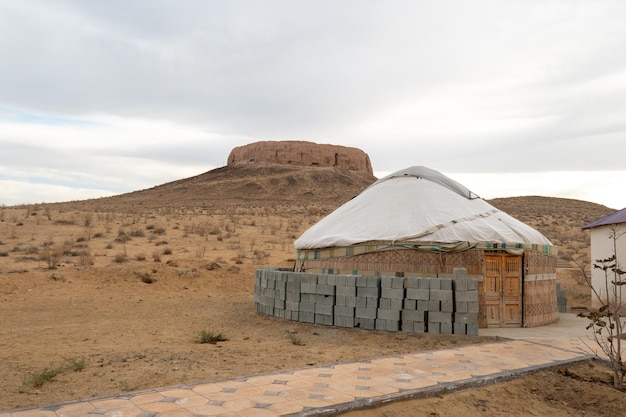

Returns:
0,0,625,209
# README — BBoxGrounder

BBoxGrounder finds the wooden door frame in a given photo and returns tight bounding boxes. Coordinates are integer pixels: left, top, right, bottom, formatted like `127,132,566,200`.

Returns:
483,252,523,328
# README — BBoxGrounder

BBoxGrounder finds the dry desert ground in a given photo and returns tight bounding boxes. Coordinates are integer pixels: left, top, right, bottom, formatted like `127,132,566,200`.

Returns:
0,202,624,416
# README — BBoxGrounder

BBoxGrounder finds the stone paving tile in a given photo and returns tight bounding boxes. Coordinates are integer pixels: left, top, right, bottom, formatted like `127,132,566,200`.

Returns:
2,337,595,417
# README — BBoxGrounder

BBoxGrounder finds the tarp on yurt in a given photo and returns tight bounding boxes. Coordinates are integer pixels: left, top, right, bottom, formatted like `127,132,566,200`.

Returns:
295,166,553,250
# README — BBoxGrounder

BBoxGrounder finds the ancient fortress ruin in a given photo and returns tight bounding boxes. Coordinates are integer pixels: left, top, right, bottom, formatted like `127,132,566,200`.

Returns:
227,140,373,175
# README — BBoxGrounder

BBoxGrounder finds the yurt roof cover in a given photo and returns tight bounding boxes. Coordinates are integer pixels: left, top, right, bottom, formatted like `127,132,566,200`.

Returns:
294,166,553,249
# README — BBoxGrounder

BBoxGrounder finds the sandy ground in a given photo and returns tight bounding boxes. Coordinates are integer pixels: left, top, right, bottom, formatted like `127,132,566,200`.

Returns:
0,205,623,415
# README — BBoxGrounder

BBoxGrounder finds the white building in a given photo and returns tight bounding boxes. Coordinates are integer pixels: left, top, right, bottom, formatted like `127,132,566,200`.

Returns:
582,208,626,310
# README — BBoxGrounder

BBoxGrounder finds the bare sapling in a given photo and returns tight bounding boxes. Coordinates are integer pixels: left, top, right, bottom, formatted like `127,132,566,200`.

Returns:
577,225,625,389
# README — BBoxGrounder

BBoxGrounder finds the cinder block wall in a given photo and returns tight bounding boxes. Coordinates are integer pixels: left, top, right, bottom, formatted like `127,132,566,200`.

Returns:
255,268,479,335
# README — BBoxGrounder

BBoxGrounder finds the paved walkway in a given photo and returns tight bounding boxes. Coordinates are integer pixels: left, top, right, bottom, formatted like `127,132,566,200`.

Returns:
1,314,598,417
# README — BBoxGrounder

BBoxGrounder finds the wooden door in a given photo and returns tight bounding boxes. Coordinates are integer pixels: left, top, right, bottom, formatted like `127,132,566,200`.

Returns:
484,253,522,327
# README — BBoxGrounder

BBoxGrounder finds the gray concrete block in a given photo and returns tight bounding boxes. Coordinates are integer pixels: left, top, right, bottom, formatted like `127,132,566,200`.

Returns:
468,301,480,313
366,276,381,288
317,275,328,285
366,297,378,309
406,277,420,289
429,279,441,290
453,278,468,291
355,307,377,319
381,277,393,288
315,314,333,326
346,275,357,287
334,305,355,317
440,299,454,313
405,288,429,300
300,274,317,284
455,301,468,313
315,294,335,305
428,300,441,311
315,303,334,316
300,293,316,303
356,275,368,287
455,290,478,302
406,321,426,333
273,308,285,319
417,300,430,311
274,299,285,309
286,291,300,302
334,315,355,328
317,285,336,296
429,289,453,301
392,276,405,289
440,278,453,290
336,285,356,297
427,322,440,334
453,322,467,335
285,300,299,311
401,309,425,322
377,308,401,321
429,311,453,323
440,322,453,334
376,319,400,331
299,302,315,313
355,297,368,308
299,311,315,323
334,275,346,286
378,298,391,309
418,278,430,289
343,296,357,308
404,299,417,310
300,283,317,294
381,287,405,300
355,318,376,330
286,310,299,321
466,323,479,335
454,312,478,324
357,287,379,298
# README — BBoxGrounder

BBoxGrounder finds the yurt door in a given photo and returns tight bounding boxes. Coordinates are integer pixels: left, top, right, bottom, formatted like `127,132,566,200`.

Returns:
484,254,523,327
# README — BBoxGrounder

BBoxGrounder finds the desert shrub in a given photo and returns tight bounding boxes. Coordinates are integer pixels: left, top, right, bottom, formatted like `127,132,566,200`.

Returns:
113,253,128,263
39,245,63,269
22,368,63,389
152,226,166,235
194,330,228,344
105,243,113,249
78,249,92,267
115,230,131,243
287,332,305,346
0,251,8,257
130,229,145,237
162,248,172,255
14,244,38,254
93,232,104,238
63,356,86,372
135,253,146,261
152,252,161,262
155,240,168,246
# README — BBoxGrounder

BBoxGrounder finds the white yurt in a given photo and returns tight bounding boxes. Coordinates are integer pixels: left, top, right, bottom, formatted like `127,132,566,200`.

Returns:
295,166,559,327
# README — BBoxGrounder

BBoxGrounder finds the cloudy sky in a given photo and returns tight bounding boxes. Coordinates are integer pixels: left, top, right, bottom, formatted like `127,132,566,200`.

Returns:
1,0,625,209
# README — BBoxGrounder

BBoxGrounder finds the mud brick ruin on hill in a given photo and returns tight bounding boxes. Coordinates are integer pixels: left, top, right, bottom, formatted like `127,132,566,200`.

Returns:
227,140,373,175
